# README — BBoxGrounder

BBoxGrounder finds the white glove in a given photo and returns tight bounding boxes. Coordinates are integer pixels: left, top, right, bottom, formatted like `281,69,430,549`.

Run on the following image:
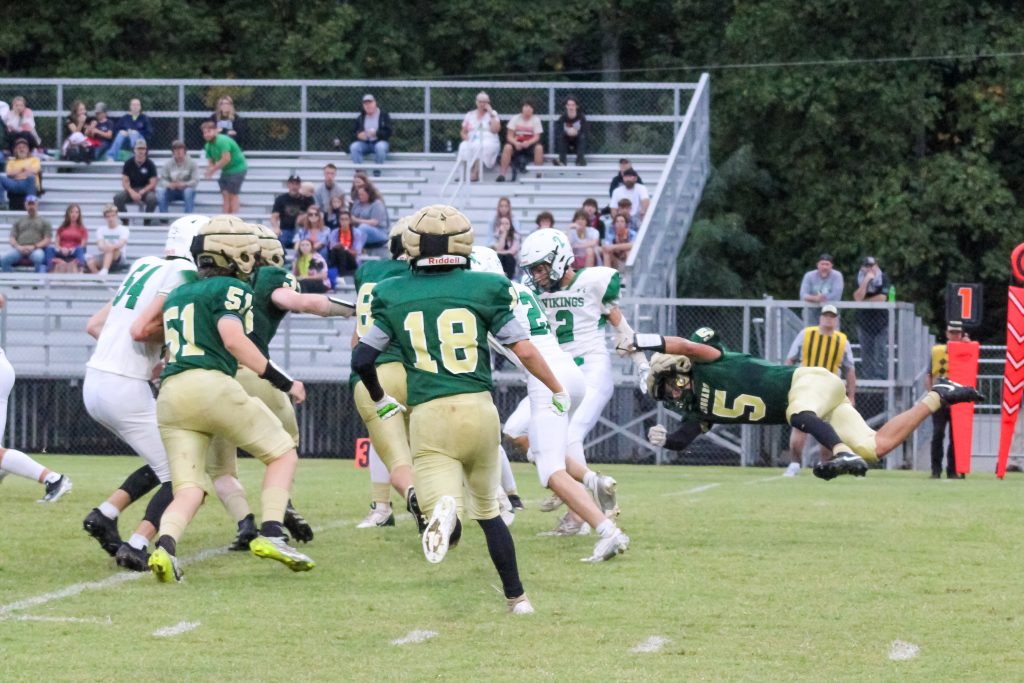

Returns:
648,424,668,447
374,394,406,421
612,319,636,357
550,391,571,416
636,360,651,394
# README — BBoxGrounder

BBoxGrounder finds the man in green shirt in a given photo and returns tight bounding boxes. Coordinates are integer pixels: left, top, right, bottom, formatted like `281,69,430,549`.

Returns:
630,327,984,480
202,120,247,215
1,195,50,272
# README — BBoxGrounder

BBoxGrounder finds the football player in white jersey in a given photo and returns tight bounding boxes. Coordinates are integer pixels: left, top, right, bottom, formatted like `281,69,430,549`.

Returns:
82,215,207,571
473,247,628,561
518,229,649,533
0,293,73,502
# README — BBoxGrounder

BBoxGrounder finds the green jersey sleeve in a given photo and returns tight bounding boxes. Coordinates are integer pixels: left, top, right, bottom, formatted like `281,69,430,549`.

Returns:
602,270,621,307
250,266,298,356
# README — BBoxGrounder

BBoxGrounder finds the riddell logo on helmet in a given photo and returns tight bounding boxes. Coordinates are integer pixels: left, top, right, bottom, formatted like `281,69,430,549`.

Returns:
422,255,464,266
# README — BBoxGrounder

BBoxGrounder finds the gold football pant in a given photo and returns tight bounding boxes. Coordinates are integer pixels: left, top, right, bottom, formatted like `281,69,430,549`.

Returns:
785,366,878,461
353,362,413,474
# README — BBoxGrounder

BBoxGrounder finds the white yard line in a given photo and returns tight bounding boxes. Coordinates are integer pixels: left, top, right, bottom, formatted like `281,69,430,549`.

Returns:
745,475,787,484
888,640,920,661
631,635,671,653
391,629,438,646
153,620,201,637
3,614,112,625
662,483,721,497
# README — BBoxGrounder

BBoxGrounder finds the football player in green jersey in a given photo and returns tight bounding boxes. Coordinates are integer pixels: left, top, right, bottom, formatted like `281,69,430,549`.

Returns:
352,205,569,614
350,218,423,531
149,216,314,582
206,223,355,550
631,327,984,480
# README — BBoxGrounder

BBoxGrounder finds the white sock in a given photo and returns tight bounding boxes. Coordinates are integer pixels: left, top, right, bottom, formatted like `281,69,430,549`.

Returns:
99,501,120,520
0,449,46,482
582,470,598,491
128,533,149,550
43,471,61,484
596,519,615,537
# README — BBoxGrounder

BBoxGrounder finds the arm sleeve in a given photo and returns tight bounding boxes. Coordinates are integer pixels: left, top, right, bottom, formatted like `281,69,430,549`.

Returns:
663,421,706,451
798,272,812,299
494,318,529,346
360,324,392,352
351,114,363,141
841,343,855,373
185,160,199,188
601,271,621,313
378,112,393,141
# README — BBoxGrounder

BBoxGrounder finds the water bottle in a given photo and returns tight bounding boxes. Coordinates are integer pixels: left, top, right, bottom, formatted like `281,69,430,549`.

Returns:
887,285,896,302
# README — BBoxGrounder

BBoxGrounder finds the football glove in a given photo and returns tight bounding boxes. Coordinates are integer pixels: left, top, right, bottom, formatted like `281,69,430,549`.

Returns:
648,424,668,447
634,357,651,394
551,391,571,416
374,394,406,421
612,319,636,357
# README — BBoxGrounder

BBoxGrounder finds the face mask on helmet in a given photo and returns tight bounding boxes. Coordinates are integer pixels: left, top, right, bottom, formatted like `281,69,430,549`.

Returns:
653,372,692,402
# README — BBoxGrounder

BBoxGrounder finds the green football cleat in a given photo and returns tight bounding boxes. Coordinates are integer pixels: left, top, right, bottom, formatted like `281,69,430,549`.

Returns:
148,547,182,583
249,535,315,572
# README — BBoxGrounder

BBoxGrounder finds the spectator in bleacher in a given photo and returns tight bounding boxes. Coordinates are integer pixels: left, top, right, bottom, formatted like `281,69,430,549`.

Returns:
569,209,601,268
602,213,636,273
4,96,41,151
349,94,392,171
609,168,650,222
457,91,502,182
66,101,89,136
554,96,587,167
616,197,640,232
491,216,520,279
497,99,544,182
87,204,129,275
106,98,152,162
156,140,198,216
201,119,247,215
48,203,88,274
488,196,521,235
209,95,247,147
0,195,50,272
581,197,605,241
608,158,644,197
326,209,359,282
350,180,390,252
88,103,114,161
296,206,329,259
314,163,345,214
113,139,157,225
534,211,555,230
270,173,313,250
324,194,345,229
292,238,330,293
62,100,93,164
799,253,844,325
300,181,316,204
2,138,42,210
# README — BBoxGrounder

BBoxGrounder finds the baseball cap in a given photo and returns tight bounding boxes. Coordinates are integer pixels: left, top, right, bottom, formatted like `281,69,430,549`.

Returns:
133,138,147,149
818,252,833,263
24,194,38,204
821,304,839,316
862,256,877,267
362,94,375,102
170,139,185,149
287,173,301,183
94,102,107,114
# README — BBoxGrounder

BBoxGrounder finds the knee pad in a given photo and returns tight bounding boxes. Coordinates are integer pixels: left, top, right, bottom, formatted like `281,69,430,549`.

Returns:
120,465,160,502
789,411,842,451
143,482,174,527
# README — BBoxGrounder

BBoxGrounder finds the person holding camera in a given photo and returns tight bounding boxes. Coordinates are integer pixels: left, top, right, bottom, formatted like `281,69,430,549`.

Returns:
853,255,891,379
456,92,501,182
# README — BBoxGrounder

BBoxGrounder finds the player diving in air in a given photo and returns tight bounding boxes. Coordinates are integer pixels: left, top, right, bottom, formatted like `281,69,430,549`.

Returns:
629,327,984,479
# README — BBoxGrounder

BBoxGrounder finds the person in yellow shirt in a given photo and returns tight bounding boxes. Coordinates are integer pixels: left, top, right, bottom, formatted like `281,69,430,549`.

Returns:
926,321,967,479
783,304,856,476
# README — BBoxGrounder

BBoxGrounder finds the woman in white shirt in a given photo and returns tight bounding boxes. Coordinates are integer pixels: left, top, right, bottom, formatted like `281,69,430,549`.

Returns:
456,91,501,182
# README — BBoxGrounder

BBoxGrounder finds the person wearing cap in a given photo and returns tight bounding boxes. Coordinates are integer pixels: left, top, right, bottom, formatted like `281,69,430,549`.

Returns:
853,255,892,379
106,98,152,162
926,321,968,479
349,94,392,168
156,141,198,217
89,103,115,160
609,167,651,222
270,173,314,250
783,304,857,475
113,139,158,225
799,253,845,325
0,137,40,209
201,119,247,215
1,195,51,272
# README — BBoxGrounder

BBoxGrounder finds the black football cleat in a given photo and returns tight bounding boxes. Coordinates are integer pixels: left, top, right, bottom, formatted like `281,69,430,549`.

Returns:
406,486,427,535
508,494,525,511
228,513,259,551
115,542,151,572
83,508,122,557
931,378,984,407
813,454,869,481
283,503,314,544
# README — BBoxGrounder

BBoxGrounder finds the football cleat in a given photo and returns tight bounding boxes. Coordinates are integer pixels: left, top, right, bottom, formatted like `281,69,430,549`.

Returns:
496,487,515,527
507,494,525,510
538,494,564,513
228,513,259,551
283,503,314,544
356,502,395,529
931,378,984,407
249,535,315,572
783,462,801,477
83,508,122,557
38,475,72,503
582,528,630,563
149,547,182,583
588,472,619,517
539,511,584,537
115,542,151,572
422,495,459,564
405,487,427,534
508,594,535,615
812,453,869,481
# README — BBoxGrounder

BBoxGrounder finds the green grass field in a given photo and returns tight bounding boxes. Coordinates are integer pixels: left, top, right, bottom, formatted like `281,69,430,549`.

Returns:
1,455,1022,682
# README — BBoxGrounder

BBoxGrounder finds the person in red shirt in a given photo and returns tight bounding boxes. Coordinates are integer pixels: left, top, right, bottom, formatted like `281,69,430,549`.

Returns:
50,203,89,273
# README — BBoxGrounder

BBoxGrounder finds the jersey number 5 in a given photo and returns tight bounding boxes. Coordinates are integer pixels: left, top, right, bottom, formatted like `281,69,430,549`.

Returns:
711,391,766,422
163,304,204,360
403,308,478,374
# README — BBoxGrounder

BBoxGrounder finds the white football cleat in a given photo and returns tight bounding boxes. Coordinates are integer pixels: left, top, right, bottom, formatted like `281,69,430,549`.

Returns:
422,495,458,564
356,502,395,528
538,511,583,537
588,472,618,517
508,594,535,615
783,462,801,477
582,528,630,562
496,487,515,527
538,494,564,513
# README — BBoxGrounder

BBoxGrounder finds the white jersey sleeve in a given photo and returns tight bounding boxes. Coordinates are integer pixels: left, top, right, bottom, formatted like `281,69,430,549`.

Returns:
537,267,621,359
87,257,196,380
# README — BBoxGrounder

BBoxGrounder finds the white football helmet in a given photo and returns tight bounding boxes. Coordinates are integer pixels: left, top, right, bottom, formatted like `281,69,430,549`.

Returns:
165,215,209,263
519,229,573,292
469,246,505,276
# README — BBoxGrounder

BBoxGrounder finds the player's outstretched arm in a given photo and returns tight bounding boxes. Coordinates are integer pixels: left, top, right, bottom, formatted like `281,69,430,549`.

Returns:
86,301,113,339
129,293,168,343
631,334,722,363
217,317,305,404
270,287,355,318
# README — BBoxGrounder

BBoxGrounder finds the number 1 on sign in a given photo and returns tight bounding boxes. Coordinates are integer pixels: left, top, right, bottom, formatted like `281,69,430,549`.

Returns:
957,286,972,321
